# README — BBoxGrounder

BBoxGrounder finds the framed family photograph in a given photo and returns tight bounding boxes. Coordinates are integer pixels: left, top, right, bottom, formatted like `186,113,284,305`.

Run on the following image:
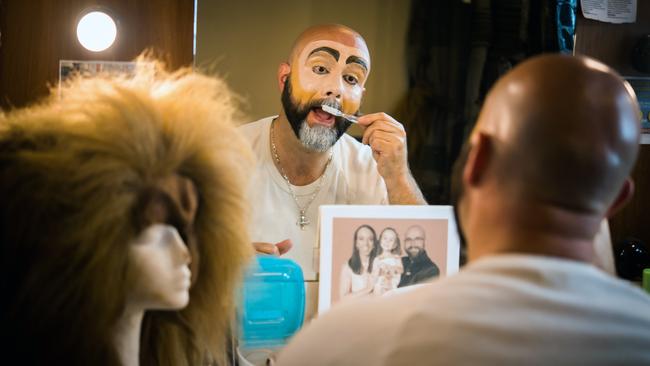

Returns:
317,205,460,314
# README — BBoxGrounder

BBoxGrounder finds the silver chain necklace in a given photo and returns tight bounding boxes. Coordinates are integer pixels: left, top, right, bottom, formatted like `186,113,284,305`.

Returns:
270,120,333,230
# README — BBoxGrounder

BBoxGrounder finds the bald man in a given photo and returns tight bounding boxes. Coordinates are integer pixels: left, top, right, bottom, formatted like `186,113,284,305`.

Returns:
397,225,439,287
276,55,650,365
240,24,425,317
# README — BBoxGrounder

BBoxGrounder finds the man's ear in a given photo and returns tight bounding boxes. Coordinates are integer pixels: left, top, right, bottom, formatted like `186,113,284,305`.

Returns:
606,178,634,218
463,132,492,187
278,62,290,92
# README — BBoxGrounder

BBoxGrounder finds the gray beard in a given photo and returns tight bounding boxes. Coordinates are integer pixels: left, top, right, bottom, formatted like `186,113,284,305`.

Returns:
298,121,338,152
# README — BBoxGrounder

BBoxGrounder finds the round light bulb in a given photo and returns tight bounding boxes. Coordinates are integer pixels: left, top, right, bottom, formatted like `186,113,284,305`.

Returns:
76,11,117,52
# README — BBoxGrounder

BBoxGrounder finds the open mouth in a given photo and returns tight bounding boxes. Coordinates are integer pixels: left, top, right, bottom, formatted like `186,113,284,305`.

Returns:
310,106,335,125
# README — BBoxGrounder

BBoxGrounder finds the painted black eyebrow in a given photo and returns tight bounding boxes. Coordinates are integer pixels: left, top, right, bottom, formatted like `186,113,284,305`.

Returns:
308,47,340,61
346,55,369,71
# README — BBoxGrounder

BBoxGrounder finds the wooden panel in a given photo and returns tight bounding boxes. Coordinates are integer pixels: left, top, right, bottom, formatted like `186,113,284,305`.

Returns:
575,4,650,247
0,0,194,109
575,1,650,75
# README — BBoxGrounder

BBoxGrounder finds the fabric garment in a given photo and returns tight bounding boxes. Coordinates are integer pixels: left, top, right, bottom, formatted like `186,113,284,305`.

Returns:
397,250,439,287
240,116,388,279
339,263,372,298
277,255,650,366
239,116,388,318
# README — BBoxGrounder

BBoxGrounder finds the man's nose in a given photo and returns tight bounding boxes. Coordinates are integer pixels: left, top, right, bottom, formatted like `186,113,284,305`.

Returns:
322,74,343,99
325,90,341,99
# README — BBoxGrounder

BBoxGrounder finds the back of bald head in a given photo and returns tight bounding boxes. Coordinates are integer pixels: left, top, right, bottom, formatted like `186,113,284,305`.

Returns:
477,55,640,214
287,24,370,66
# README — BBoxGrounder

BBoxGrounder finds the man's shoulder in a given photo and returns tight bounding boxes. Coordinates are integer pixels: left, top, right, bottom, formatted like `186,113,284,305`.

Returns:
336,133,376,170
238,116,275,139
238,116,276,158
337,133,370,154
422,253,439,270
277,283,443,365
416,260,440,279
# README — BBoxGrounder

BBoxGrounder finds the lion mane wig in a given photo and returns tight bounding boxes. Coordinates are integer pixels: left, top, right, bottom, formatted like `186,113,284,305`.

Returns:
0,60,253,365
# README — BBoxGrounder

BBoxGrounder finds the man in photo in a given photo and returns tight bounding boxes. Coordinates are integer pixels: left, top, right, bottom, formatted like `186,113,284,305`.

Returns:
398,225,439,287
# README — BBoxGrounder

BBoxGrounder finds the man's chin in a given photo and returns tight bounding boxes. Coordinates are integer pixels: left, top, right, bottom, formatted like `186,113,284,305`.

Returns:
298,122,338,152
407,249,422,258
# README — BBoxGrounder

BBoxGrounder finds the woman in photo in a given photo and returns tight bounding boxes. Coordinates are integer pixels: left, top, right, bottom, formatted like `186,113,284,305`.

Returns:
339,225,378,299
371,227,404,295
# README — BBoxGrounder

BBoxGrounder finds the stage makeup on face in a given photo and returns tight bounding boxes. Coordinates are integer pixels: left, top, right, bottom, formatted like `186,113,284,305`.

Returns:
290,40,370,117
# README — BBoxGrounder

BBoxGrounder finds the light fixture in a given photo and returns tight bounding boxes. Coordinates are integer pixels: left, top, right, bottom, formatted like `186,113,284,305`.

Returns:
76,10,117,52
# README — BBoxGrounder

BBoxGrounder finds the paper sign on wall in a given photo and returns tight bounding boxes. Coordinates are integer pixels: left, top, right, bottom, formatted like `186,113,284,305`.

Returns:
581,0,636,24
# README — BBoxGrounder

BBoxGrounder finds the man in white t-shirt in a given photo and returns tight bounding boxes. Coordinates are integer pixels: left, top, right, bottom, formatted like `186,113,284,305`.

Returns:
276,55,650,365
240,24,426,317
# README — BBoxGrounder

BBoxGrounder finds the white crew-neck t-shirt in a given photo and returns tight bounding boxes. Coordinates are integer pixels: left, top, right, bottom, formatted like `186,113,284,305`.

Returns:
239,116,388,280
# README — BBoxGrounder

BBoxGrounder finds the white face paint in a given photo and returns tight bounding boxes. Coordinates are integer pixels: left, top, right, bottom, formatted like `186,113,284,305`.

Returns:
127,224,192,310
290,39,370,128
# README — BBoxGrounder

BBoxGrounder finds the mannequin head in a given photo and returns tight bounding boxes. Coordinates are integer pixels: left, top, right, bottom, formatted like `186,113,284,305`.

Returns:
128,225,192,311
0,59,253,365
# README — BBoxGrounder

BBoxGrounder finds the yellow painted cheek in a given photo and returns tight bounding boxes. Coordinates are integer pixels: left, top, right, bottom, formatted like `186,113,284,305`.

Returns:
289,78,313,106
293,89,311,106
341,97,362,114
340,87,363,113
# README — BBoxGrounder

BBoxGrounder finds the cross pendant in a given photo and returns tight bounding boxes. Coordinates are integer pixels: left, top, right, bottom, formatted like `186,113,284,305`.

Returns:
297,210,310,230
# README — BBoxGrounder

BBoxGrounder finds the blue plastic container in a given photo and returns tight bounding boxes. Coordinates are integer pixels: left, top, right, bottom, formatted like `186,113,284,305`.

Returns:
238,255,305,349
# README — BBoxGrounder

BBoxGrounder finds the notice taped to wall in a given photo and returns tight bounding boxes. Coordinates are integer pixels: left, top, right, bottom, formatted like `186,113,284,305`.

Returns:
581,0,636,24
58,60,137,98
59,60,136,85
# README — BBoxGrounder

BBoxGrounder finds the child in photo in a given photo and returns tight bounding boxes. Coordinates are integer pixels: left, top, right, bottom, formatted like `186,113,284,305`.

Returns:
371,227,403,295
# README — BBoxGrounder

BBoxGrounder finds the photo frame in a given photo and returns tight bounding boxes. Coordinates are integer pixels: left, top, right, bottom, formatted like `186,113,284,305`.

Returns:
317,205,460,314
